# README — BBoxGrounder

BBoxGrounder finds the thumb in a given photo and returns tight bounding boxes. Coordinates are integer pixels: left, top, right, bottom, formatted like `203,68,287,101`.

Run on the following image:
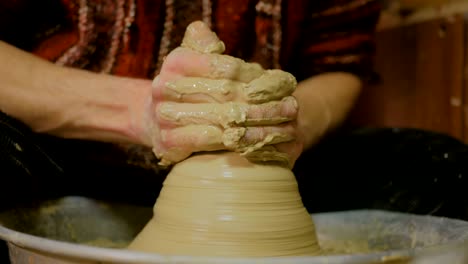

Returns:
181,21,225,54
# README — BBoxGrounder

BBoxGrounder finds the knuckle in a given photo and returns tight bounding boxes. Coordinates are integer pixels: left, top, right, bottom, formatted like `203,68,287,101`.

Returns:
282,96,298,118
211,54,240,78
161,48,187,74
154,103,172,127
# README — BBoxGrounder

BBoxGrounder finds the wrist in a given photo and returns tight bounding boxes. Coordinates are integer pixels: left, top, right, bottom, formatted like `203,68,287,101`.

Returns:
295,72,362,150
41,66,153,145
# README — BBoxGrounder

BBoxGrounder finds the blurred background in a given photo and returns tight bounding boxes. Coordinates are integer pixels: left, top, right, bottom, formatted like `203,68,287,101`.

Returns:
295,0,468,221
350,0,468,140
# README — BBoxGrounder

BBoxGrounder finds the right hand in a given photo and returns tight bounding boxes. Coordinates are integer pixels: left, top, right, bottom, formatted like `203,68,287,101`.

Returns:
148,21,301,167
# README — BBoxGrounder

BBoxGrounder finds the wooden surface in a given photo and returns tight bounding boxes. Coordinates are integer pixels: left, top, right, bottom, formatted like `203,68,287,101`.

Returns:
349,14,465,140
399,0,465,9
463,17,468,141
378,1,468,31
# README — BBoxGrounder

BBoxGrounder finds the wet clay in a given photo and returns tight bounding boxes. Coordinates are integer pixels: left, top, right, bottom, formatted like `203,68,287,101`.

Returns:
152,21,299,166
164,70,296,104
158,98,295,128
130,21,319,256
128,152,321,257
157,68,298,165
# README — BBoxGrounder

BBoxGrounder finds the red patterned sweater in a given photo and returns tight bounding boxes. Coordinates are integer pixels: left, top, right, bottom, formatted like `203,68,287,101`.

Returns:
1,0,381,81
0,0,381,182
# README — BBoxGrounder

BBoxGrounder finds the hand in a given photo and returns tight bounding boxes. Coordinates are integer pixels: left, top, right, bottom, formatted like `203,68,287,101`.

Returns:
149,21,302,167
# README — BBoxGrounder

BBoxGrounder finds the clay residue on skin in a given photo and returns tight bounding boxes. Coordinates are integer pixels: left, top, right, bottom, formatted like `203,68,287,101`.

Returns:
158,99,295,129
209,54,264,83
154,21,301,165
245,70,297,103
156,69,298,164
128,152,321,257
242,146,290,165
161,125,225,150
158,102,248,128
164,75,298,117
165,78,244,103
223,128,294,153
181,21,226,54
243,97,297,125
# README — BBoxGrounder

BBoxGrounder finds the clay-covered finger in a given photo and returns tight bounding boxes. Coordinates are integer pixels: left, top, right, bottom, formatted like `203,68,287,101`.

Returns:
242,145,291,167
161,48,264,83
244,96,298,126
157,102,247,128
157,98,297,128
163,75,297,105
223,124,296,152
181,21,225,54
241,139,302,168
245,70,297,103
163,77,245,103
157,125,225,165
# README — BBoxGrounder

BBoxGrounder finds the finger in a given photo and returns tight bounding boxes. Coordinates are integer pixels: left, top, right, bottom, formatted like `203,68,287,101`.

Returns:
157,102,247,128
181,21,225,54
157,97,297,128
162,74,297,104
156,124,297,166
161,48,264,83
241,139,302,169
244,96,298,126
246,70,297,103
242,145,291,167
157,125,225,165
223,124,296,151
163,77,245,103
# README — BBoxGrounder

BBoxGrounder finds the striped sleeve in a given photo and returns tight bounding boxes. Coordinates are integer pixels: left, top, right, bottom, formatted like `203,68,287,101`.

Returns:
291,0,382,82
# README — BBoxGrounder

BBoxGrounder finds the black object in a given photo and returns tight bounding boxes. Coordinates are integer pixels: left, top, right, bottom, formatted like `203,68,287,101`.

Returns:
295,127,468,220
0,110,167,206
0,111,64,203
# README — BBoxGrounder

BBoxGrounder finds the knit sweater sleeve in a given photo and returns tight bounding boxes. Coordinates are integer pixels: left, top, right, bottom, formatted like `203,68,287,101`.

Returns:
286,0,382,82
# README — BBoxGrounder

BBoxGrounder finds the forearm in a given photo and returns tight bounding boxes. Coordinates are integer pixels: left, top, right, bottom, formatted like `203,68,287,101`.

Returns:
0,41,152,145
294,72,362,150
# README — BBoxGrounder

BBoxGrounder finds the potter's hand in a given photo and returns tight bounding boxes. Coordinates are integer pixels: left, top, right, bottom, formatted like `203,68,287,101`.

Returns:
151,21,301,167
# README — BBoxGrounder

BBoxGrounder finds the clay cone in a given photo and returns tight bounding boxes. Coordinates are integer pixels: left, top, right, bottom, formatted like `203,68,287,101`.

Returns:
128,152,321,257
